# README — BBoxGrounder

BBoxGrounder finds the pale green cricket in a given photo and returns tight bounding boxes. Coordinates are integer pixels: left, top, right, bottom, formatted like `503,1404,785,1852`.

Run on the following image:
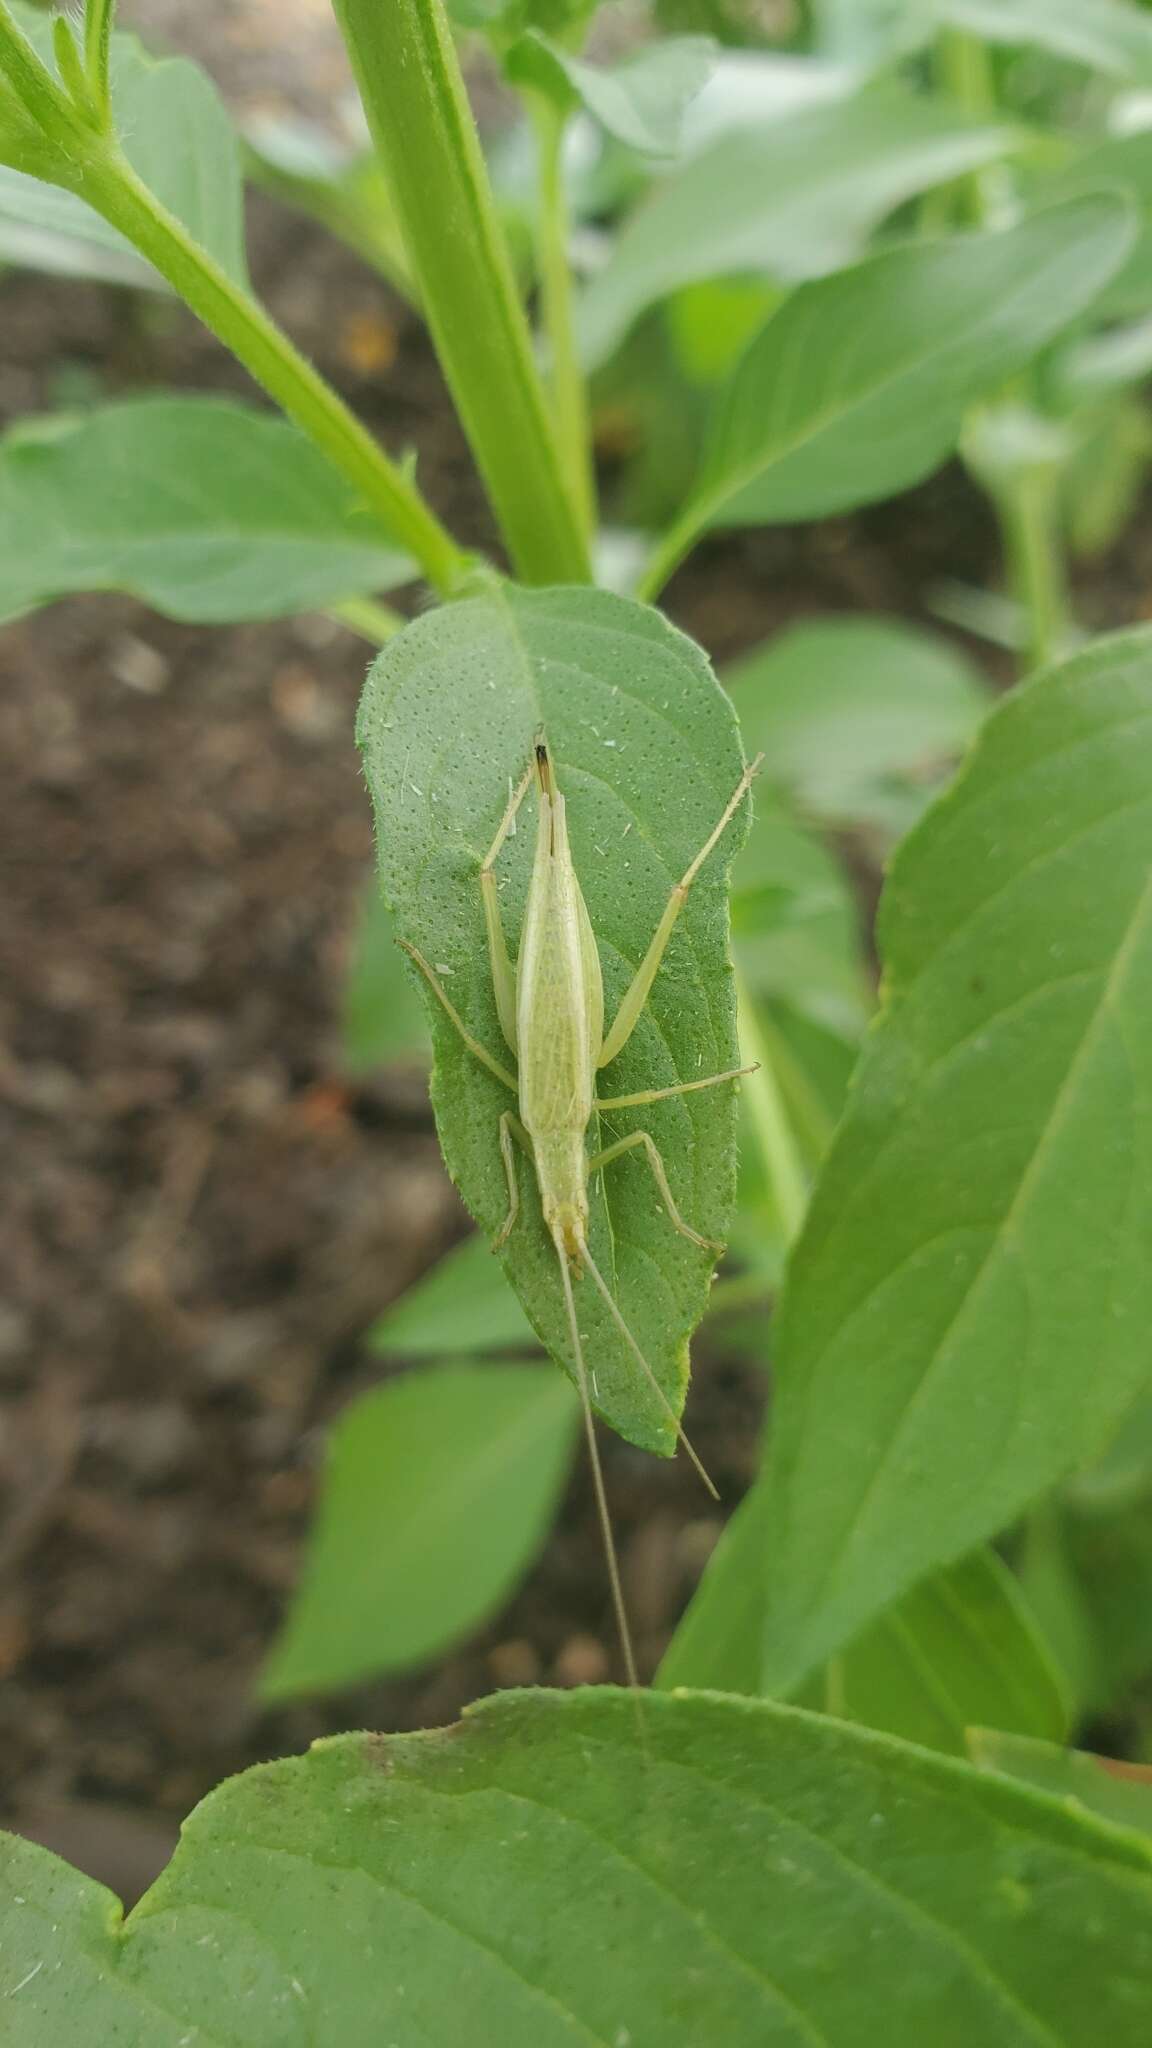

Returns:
400,737,760,1683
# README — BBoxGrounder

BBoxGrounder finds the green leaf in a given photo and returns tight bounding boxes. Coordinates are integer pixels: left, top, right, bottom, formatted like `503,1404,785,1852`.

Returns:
245,115,417,299
1041,131,1152,324
342,879,430,1072
937,0,1152,79
819,0,1152,77
682,195,1136,540
806,1549,1070,1754
727,617,991,833
505,32,716,156
576,83,1019,368
367,1232,537,1359
260,1363,576,1697
1070,1385,1152,1514
7,1689,1152,2044
732,788,870,1037
1059,1486,1152,1709
0,6,247,287
0,398,413,624
357,585,748,1454
970,1728,1152,1839
1015,1508,1103,1717
660,1498,1068,1754
756,626,1152,1698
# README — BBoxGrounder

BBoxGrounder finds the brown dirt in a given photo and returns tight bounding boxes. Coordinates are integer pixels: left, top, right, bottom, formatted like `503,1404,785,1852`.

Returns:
3,0,1149,1909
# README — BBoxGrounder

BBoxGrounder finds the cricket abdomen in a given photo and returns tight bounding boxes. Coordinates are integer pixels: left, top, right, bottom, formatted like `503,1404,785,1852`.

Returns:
533,1129,590,1256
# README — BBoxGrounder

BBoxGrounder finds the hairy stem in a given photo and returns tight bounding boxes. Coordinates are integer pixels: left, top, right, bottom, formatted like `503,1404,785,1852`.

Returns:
80,149,468,594
332,0,591,585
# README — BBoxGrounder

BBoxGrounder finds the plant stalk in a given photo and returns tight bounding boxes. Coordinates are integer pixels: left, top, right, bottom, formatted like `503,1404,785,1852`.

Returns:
935,27,1001,228
634,506,699,605
997,466,1068,675
332,0,592,586
79,149,467,594
531,95,595,542
329,595,407,643
735,966,808,1249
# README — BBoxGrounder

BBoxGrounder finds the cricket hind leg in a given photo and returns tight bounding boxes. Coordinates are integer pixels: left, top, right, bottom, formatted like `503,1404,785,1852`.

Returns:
588,1128,723,1254
576,1232,719,1501
479,760,534,1052
597,754,763,1071
398,940,518,1091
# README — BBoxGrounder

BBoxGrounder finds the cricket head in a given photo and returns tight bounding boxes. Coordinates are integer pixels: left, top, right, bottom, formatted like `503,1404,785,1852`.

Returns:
534,735,555,798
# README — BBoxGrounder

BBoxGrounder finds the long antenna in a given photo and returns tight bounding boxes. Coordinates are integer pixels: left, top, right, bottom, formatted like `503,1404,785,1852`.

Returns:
579,1236,719,1501
555,1240,640,1690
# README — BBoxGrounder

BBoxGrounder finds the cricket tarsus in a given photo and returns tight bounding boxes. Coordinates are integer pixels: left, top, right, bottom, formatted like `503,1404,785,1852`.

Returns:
403,736,758,1678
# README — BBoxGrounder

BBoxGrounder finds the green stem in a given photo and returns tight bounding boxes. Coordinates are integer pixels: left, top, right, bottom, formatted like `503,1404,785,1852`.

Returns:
735,966,808,1249
935,27,1003,229
332,0,591,587
997,467,1067,675
329,595,406,643
531,95,595,543
635,505,699,606
79,149,467,595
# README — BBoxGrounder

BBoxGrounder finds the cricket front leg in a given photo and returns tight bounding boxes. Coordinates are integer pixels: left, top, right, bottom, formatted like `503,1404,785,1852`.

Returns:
494,1110,533,1248
479,760,534,1051
586,1129,723,1254
597,755,762,1069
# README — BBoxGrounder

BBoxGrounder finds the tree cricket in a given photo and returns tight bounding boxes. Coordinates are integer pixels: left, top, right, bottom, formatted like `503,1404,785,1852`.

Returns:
400,738,760,1684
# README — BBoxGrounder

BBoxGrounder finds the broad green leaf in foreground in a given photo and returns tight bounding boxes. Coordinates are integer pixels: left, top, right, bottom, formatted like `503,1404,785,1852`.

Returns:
505,32,716,157
576,82,1019,368
645,195,1135,589
0,398,413,624
728,616,990,832
367,1231,536,1359
0,6,247,287
659,1495,1068,1756
970,1728,1152,1838
5,1690,1152,2045
756,627,1152,1698
261,1363,576,1697
357,585,748,1453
